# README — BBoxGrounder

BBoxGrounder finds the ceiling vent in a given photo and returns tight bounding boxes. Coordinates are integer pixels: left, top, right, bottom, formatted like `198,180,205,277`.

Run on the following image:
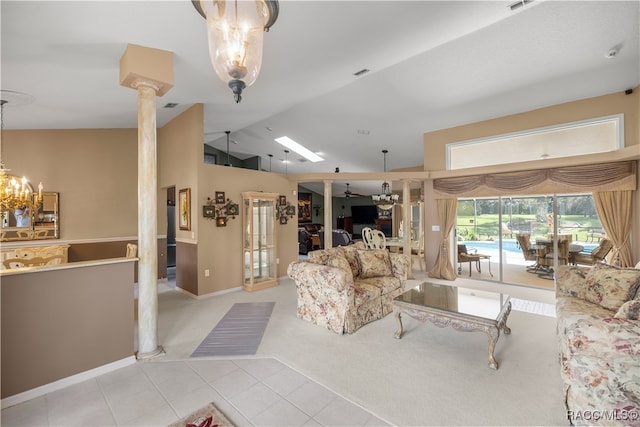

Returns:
353,69,370,77
508,0,534,11
163,102,179,108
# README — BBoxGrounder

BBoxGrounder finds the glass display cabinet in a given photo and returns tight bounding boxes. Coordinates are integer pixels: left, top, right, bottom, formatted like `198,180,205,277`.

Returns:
242,192,278,292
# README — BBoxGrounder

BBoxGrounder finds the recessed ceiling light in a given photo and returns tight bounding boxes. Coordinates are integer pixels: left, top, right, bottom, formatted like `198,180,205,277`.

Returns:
163,102,178,108
353,69,370,77
357,129,370,135
275,136,324,162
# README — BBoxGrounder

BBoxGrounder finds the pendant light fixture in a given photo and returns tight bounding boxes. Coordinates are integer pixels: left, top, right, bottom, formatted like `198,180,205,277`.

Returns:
371,149,399,211
192,0,279,103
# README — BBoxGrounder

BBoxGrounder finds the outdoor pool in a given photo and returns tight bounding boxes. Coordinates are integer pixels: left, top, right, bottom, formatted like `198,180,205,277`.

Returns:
463,239,597,254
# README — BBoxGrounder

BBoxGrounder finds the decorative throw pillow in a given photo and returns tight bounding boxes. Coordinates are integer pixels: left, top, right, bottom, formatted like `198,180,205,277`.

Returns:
339,245,360,278
584,263,640,311
326,252,354,283
308,247,341,265
614,300,640,320
308,250,329,265
555,265,589,299
357,249,392,278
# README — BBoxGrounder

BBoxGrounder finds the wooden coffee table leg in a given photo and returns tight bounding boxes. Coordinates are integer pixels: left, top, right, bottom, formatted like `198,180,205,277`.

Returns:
394,309,403,339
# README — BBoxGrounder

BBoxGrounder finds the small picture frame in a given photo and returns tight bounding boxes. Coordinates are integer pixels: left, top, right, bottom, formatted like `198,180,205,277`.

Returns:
216,216,227,227
226,203,239,216
280,216,288,224
215,191,226,204
179,188,191,230
203,205,215,218
286,204,296,216
279,195,287,206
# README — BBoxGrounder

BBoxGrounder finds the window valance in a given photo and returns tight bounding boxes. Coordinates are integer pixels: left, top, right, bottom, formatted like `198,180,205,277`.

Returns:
433,161,637,198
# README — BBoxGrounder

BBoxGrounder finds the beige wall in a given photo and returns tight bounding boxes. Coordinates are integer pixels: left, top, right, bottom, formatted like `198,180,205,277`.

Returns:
4,129,138,240
1,260,136,398
424,88,639,172
195,165,298,295
421,87,640,269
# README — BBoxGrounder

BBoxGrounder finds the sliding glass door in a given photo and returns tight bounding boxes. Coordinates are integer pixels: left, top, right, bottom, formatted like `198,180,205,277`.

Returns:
456,193,601,289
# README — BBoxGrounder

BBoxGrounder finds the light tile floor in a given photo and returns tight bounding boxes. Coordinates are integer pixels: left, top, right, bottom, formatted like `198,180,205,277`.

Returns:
2,354,389,427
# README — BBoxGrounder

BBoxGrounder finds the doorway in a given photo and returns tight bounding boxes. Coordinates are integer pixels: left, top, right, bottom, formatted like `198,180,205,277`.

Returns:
167,186,176,279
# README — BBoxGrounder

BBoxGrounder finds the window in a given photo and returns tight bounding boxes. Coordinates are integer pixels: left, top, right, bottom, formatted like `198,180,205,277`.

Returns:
447,115,623,170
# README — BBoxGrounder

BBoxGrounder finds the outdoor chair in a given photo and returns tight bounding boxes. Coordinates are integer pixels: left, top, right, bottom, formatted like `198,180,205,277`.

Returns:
516,233,537,271
573,238,613,266
457,244,482,276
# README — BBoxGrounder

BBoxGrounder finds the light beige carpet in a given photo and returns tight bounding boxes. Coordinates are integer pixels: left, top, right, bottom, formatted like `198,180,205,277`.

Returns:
167,402,234,427
156,276,567,426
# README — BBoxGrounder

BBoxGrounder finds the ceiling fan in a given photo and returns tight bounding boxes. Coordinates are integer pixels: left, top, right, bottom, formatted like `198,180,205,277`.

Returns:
341,183,366,198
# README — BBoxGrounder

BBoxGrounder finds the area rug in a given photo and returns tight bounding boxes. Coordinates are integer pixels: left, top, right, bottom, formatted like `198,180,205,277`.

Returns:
191,302,275,357
167,402,234,427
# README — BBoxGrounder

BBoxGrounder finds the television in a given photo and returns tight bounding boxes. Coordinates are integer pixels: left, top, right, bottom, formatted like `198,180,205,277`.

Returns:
351,205,378,224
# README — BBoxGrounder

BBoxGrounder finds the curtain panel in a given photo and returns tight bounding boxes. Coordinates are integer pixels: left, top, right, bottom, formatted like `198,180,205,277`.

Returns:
427,198,458,280
433,161,636,198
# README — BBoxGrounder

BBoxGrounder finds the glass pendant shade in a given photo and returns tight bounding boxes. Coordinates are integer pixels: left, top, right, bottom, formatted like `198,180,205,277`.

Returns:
201,0,271,102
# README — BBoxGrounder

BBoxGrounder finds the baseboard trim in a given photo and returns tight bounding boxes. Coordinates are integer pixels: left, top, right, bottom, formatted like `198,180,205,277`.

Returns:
175,285,242,299
1,356,136,409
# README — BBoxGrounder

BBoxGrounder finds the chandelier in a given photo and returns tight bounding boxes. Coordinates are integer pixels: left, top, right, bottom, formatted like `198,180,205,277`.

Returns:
0,91,43,216
192,0,279,103
371,149,399,211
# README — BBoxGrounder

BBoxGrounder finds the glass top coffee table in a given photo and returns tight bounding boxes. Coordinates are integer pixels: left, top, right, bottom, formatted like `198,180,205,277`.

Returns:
393,282,512,369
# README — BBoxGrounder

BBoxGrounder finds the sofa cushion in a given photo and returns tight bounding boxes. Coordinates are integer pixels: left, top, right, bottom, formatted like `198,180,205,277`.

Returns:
326,252,353,283
339,245,361,278
308,247,343,265
358,276,400,296
615,299,640,320
556,265,590,299
357,249,392,278
584,263,640,311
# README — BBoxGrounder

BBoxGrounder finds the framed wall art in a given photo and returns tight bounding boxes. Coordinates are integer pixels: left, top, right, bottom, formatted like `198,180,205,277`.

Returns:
298,192,312,223
215,191,226,204
179,188,191,230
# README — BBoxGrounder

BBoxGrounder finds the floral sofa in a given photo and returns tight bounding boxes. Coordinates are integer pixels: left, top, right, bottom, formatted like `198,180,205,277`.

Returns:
287,242,410,334
555,263,640,426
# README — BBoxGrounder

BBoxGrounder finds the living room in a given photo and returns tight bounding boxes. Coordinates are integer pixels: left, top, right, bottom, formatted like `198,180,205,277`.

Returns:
2,1,640,426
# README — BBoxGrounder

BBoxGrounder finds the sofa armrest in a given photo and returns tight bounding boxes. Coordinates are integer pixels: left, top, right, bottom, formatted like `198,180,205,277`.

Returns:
287,261,353,295
389,253,410,282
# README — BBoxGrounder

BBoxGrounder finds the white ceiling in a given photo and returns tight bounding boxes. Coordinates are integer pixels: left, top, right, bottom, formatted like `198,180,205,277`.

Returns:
2,1,639,196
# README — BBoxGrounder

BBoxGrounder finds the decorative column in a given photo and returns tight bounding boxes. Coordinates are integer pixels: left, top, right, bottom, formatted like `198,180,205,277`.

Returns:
323,180,333,249
402,180,413,278
120,44,174,359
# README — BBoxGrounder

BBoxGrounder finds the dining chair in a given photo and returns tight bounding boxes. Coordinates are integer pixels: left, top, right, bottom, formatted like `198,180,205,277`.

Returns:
361,227,373,248
3,254,65,269
367,229,387,249
126,243,138,258
516,233,537,271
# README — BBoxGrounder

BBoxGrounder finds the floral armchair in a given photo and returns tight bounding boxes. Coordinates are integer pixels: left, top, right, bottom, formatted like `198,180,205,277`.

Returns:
287,242,410,334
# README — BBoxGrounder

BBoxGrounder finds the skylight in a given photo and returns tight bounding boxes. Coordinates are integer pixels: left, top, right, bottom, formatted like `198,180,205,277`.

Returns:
275,136,324,163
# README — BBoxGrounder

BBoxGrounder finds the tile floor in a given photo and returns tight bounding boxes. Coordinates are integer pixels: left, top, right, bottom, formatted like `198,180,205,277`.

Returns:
2,354,389,427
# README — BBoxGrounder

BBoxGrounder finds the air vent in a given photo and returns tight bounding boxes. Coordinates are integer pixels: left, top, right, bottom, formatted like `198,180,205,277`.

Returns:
509,0,533,11
163,102,179,108
353,69,370,77
297,158,307,163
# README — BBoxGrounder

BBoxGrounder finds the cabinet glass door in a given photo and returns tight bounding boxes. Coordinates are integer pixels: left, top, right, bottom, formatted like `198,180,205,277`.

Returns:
242,192,278,292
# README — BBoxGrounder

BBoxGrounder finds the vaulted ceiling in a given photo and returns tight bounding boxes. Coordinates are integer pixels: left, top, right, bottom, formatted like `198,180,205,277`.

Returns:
2,1,639,196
